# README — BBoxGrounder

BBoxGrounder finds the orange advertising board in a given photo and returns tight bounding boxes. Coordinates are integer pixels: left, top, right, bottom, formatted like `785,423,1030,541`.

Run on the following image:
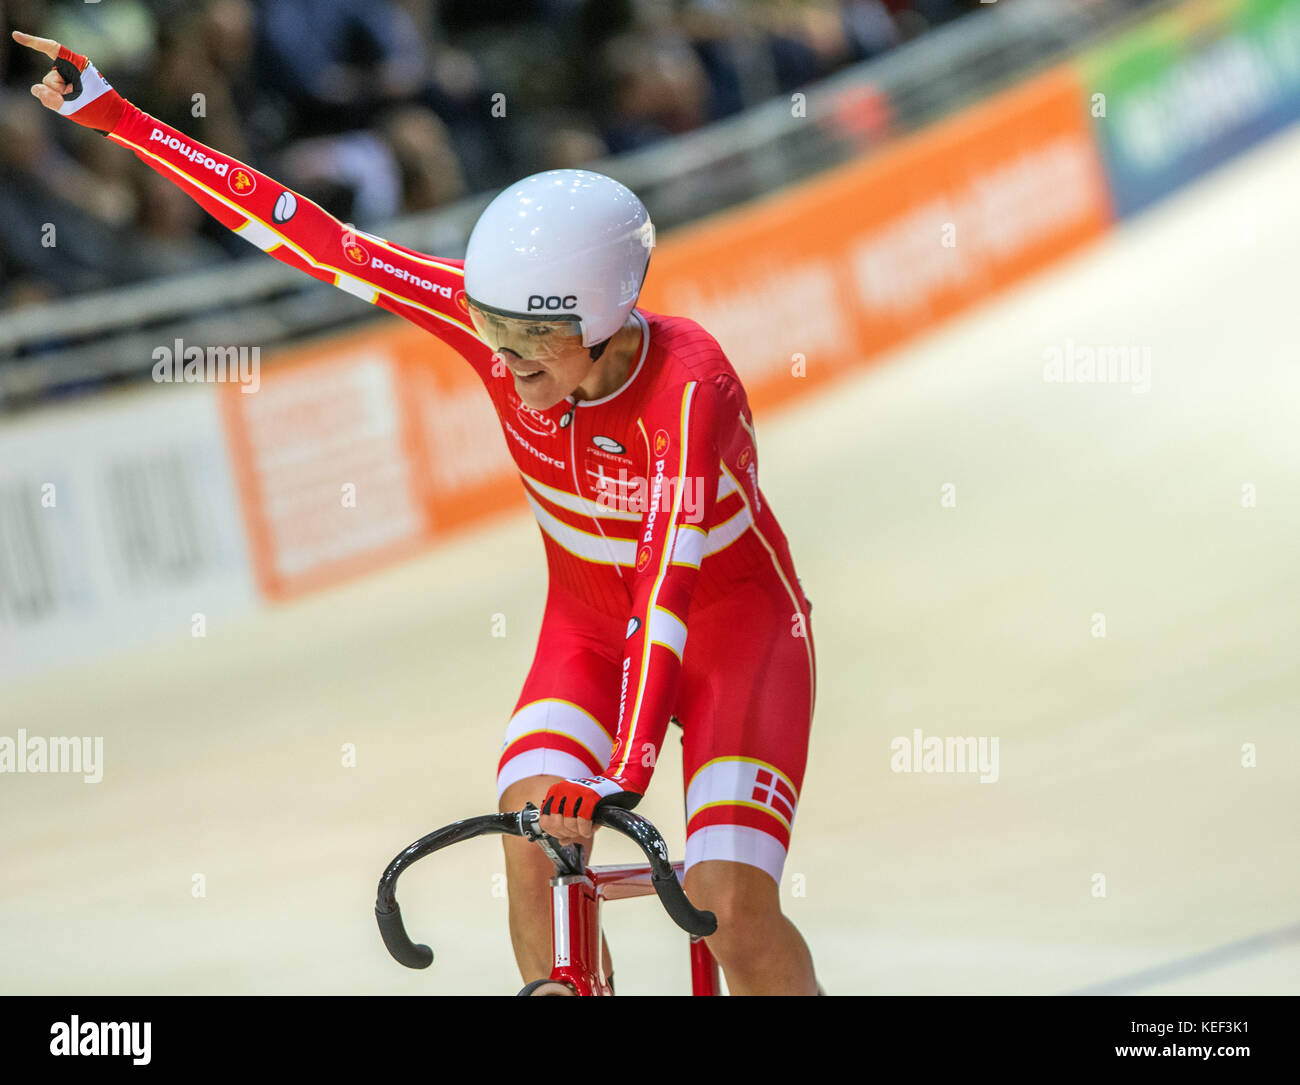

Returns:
637,64,1114,414
219,325,519,599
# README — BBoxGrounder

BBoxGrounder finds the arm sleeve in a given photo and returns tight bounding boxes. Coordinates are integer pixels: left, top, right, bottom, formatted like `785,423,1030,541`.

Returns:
104,103,482,354
604,377,734,795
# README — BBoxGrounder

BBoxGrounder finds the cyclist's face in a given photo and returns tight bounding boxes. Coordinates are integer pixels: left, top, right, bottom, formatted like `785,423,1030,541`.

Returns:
469,303,590,409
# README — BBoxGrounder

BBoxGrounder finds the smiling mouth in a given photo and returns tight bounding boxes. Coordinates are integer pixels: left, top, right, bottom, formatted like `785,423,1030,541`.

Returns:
513,368,545,381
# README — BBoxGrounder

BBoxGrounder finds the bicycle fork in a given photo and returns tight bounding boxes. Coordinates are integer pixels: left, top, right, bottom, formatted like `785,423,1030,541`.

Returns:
548,874,611,996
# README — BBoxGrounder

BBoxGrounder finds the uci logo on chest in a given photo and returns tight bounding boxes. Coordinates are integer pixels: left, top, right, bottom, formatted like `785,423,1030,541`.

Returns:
514,400,557,438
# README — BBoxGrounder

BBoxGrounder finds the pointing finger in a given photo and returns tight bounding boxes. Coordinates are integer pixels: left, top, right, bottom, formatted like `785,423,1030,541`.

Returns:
11,31,62,60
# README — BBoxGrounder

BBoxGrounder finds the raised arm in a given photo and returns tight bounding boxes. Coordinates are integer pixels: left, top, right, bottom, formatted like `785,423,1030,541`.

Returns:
13,31,483,358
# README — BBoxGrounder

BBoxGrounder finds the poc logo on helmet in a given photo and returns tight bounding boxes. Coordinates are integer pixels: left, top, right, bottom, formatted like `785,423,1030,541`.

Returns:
528,295,578,312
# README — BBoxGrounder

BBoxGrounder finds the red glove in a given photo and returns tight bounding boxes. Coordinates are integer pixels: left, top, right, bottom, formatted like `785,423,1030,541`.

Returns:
541,775,642,822
14,31,126,133
49,45,125,132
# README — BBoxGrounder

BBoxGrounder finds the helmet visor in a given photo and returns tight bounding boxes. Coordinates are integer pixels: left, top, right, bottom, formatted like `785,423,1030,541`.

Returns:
467,298,587,358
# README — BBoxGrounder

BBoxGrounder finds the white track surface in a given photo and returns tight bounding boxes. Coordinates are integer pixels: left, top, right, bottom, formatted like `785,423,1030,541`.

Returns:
4,124,1299,996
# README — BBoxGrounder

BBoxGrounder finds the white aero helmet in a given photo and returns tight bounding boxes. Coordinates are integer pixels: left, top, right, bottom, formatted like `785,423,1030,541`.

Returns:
463,169,655,352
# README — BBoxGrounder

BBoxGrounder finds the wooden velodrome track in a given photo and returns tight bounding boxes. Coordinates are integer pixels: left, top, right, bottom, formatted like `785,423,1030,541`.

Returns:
3,123,1298,996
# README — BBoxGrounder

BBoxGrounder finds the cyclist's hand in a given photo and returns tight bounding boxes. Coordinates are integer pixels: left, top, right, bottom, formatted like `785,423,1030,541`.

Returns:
540,775,641,846
12,31,126,132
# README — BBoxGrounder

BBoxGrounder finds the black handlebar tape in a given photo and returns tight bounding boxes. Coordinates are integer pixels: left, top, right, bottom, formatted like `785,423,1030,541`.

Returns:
375,902,433,969
594,807,718,937
651,871,718,937
374,814,519,969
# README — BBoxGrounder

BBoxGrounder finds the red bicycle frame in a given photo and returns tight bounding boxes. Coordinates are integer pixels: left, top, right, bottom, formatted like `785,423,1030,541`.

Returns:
545,860,720,995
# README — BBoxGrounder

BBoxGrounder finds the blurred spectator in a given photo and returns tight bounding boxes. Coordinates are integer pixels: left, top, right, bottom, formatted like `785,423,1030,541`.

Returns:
255,0,499,190
256,0,431,134
0,92,135,299
124,169,229,278
276,130,404,224
537,120,610,171
0,0,995,313
883,0,981,40
595,32,711,154
197,0,288,162
840,0,903,61
133,7,250,166
677,0,863,122
272,107,469,222
41,0,157,79
379,106,468,212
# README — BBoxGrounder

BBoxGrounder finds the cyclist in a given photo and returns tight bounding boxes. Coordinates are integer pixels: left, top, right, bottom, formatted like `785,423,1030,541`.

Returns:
16,31,821,995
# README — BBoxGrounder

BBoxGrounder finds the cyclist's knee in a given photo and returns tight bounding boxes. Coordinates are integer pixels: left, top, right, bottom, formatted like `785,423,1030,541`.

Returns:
684,861,782,939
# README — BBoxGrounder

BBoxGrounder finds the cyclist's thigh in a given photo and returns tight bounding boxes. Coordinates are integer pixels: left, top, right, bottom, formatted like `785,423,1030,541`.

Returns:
496,594,623,802
675,580,816,886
